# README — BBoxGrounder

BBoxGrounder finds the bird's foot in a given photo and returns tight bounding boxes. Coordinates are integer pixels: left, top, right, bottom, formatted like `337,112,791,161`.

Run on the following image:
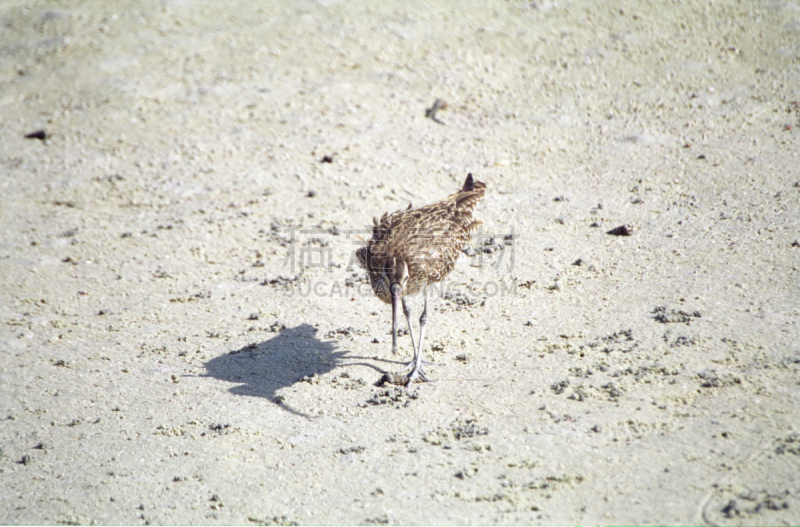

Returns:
394,359,440,376
395,361,435,388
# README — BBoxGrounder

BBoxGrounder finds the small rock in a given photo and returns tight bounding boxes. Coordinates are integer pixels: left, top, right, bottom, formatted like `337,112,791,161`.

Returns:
721,499,739,518
550,379,570,394
25,130,48,141
607,224,633,236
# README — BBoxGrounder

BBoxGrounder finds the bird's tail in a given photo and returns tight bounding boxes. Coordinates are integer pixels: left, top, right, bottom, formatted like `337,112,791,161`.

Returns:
456,173,487,212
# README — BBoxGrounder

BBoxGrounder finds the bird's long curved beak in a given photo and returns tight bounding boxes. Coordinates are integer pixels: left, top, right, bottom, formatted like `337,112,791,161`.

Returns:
390,283,402,355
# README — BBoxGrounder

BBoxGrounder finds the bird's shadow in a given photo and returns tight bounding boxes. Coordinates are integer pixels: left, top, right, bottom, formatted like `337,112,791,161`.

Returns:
203,323,383,417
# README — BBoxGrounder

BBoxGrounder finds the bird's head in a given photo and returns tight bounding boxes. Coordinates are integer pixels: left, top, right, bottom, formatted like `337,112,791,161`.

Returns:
382,257,409,300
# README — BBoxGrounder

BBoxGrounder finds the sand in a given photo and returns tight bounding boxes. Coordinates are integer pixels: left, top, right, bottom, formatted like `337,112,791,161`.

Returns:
1,0,799,524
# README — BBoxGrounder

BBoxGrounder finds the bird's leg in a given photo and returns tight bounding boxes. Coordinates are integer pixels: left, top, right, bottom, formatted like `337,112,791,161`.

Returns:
396,286,436,386
416,288,443,366
394,297,418,375
416,288,428,362
391,284,401,355
402,296,418,360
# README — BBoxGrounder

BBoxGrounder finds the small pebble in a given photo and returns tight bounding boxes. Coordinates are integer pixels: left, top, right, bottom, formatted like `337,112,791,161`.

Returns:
607,224,633,236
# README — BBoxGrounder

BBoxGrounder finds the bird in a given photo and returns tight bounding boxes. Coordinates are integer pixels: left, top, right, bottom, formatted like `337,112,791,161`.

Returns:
356,173,487,387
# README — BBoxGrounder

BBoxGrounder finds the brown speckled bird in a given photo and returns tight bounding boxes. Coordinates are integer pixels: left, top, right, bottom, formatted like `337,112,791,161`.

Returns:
356,174,487,386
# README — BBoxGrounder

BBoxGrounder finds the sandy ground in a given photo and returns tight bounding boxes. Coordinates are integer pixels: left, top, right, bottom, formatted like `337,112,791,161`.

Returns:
1,0,799,524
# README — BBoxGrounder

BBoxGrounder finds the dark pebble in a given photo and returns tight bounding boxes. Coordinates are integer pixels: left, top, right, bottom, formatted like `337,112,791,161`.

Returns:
607,224,633,236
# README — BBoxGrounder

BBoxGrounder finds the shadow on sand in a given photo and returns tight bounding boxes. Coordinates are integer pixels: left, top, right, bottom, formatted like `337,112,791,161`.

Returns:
203,323,383,417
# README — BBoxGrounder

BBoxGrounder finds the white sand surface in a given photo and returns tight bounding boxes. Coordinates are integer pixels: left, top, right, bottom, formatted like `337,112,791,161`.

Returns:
1,0,799,524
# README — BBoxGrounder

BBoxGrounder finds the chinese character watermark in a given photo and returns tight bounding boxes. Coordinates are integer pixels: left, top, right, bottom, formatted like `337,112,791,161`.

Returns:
274,226,519,298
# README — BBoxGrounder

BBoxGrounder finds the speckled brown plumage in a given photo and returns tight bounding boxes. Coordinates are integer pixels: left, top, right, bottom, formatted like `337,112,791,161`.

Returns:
356,174,486,300
356,173,486,387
